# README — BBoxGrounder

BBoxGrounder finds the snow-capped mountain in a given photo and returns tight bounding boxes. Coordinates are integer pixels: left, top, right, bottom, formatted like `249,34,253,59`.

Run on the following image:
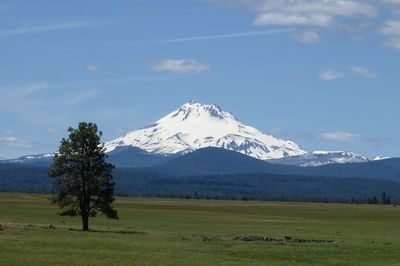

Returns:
105,101,306,160
0,153,54,165
1,101,376,168
269,151,369,167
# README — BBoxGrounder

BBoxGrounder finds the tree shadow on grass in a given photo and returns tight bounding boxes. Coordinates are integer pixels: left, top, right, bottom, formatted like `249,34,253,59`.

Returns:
0,223,145,235
67,228,145,235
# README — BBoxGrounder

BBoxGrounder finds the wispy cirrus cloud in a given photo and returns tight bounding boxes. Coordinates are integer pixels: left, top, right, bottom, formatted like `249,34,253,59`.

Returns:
319,66,377,81
350,66,377,78
316,131,391,145
147,59,210,74
160,29,294,43
317,132,361,142
0,136,36,148
319,69,345,81
0,81,48,100
0,19,113,37
86,64,101,75
125,28,295,46
70,88,102,103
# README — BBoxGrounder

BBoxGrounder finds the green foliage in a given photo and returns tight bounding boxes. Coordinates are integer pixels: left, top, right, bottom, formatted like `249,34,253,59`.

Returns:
381,191,392,204
2,165,400,203
48,122,118,230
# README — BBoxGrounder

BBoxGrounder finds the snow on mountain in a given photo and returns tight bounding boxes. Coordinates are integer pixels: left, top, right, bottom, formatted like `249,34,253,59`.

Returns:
269,151,369,167
105,101,306,160
373,156,391,161
0,153,54,165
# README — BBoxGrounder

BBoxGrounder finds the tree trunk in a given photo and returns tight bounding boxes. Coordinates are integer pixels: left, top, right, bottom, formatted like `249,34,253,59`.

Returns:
82,213,89,231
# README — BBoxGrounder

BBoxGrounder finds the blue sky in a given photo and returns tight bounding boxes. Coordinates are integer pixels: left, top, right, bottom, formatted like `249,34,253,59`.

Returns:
0,0,399,159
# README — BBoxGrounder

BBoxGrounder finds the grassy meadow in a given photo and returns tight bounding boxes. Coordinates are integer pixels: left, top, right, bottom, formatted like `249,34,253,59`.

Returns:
0,193,399,265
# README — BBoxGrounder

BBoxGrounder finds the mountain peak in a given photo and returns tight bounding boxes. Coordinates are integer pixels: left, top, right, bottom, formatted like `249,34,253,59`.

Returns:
180,100,223,112
105,102,306,160
168,101,237,122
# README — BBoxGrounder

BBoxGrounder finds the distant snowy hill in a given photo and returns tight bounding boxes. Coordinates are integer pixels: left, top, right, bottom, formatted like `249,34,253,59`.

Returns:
105,101,306,160
373,156,391,161
0,153,54,166
269,151,369,167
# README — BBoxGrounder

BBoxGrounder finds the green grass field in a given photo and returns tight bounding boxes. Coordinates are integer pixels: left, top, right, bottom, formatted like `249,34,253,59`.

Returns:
0,193,399,265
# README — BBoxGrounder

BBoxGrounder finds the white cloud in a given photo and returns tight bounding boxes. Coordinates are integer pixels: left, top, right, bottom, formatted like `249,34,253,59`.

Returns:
206,0,400,50
0,136,36,148
381,0,400,10
292,31,321,43
319,66,377,80
254,0,375,16
209,0,375,16
209,0,375,27
0,20,112,37
206,0,386,44
317,132,361,142
254,13,333,27
86,65,101,75
319,69,345,80
147,59,210,74
350,66,377,78
316,131,391,144
381,20,400,49
382,0,400,4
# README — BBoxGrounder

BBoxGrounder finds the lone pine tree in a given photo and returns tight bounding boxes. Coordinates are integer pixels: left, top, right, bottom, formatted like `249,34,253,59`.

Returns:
49,122,118,231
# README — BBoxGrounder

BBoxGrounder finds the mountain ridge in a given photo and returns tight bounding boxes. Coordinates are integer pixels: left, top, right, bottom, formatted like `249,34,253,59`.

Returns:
147,147,400,180
269,151,369,167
